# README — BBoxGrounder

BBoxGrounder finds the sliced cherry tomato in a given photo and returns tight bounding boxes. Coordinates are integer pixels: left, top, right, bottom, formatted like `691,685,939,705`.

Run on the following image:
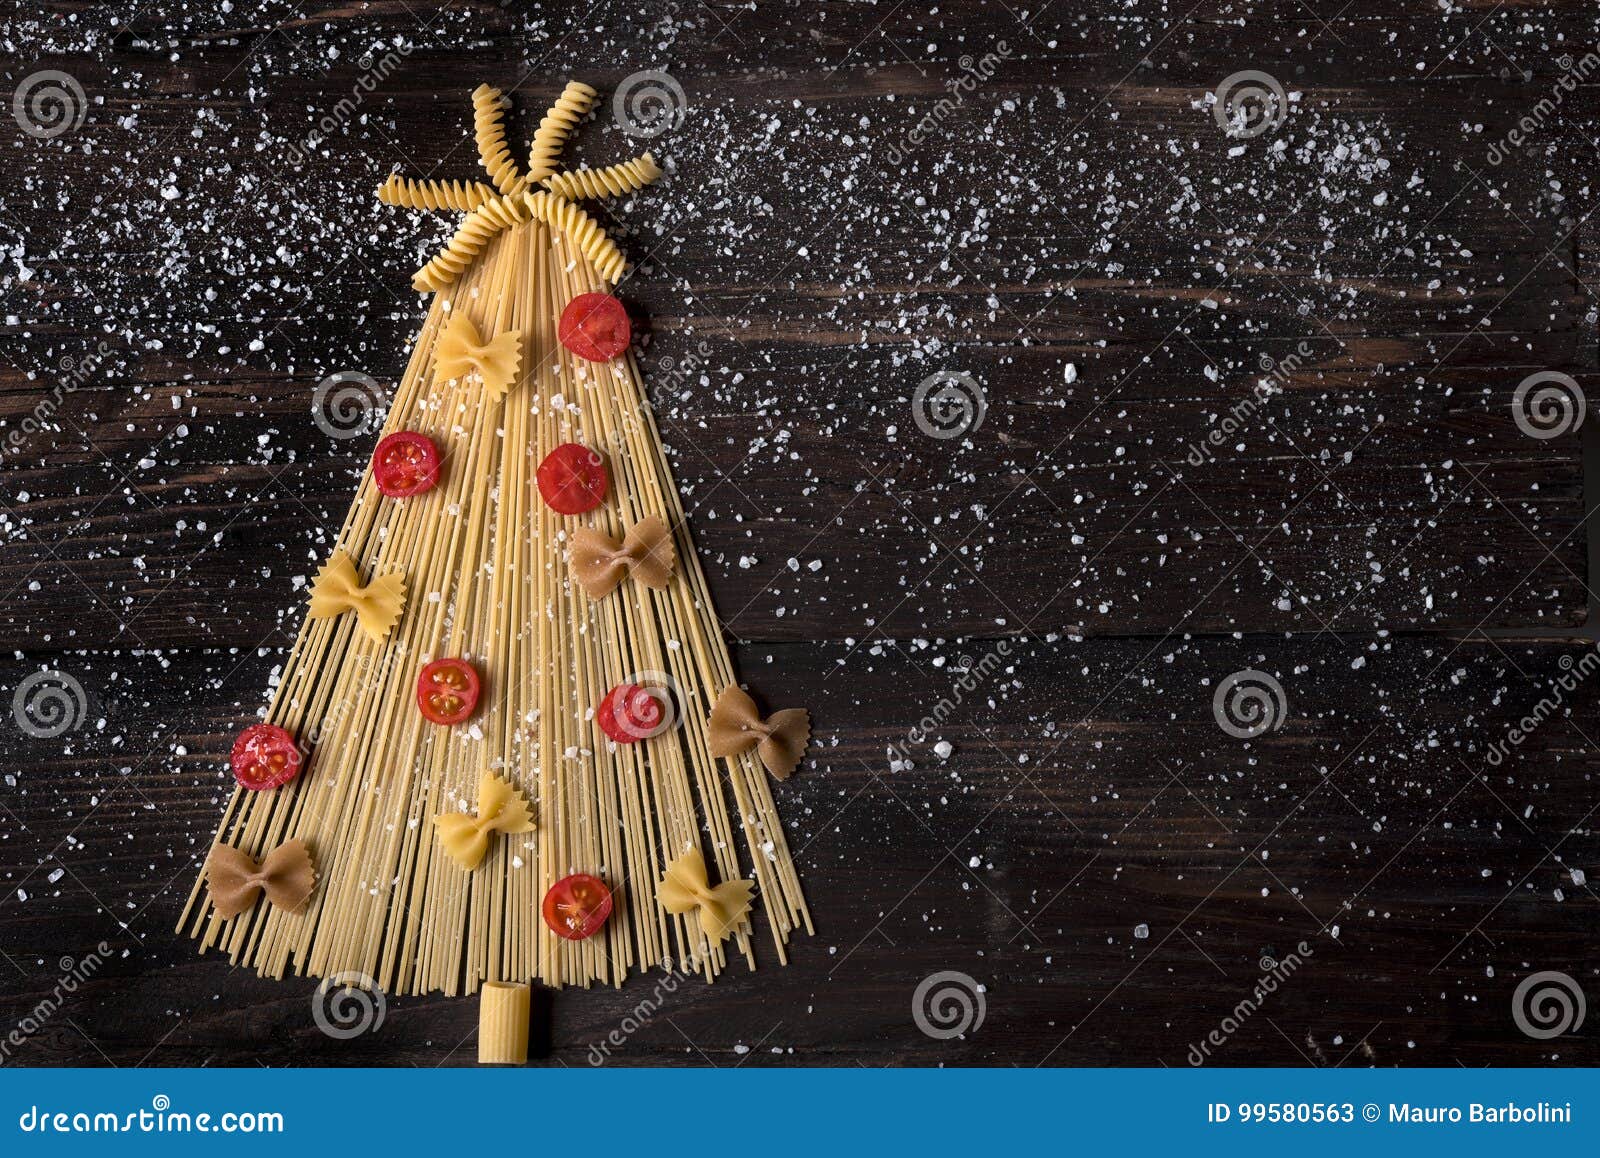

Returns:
536,443,608,515
372,431,441,498
558,293,632,362
230,723,303,791
416,658,481,726
596,683,668,744
542,873,614,940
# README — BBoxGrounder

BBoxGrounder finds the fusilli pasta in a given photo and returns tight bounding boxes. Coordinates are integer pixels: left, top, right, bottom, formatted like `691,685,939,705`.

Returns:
413,195,531,292
378,173,499,213
523,191,627,284
542,152,662,201
472,83,526,196
526,81,598,184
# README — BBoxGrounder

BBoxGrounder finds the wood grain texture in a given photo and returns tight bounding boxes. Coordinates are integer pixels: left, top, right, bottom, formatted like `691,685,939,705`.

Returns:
1,0,1597,1067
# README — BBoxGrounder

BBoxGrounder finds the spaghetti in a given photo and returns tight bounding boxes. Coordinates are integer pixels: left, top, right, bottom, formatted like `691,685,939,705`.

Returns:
179,81,812,997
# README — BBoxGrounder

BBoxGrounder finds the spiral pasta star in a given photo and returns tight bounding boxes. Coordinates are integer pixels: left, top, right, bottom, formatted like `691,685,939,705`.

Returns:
379,81,649,293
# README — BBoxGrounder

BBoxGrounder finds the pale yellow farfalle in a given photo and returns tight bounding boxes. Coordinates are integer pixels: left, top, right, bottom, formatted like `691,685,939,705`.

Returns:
434,773,535,871
657,849,754,943
436,311,523,400
306,550,406,642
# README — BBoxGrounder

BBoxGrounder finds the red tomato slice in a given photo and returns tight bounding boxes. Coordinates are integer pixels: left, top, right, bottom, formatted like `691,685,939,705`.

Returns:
372,431,441,498
416,658,481,726
536,443,608,515
596,683,667,744
230,723,303,791
542,873,613,940
558,293,632,363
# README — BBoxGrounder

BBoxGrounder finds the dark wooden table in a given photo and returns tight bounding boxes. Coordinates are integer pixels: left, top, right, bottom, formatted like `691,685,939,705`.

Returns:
2,1,1598,1067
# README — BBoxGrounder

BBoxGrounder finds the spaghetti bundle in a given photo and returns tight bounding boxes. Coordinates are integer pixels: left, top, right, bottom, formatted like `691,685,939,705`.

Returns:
179,80,811,996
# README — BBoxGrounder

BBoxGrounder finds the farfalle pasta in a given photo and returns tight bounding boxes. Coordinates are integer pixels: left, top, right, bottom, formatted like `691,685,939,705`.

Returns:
570,515,675,600
205,840,316,920
707,686,811,780
657,849,754,944
434,773,535,871
306,550,406,642
436,312,523,400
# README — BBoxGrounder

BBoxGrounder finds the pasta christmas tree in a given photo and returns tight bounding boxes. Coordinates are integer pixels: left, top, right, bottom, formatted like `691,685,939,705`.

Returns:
179,81,812,996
